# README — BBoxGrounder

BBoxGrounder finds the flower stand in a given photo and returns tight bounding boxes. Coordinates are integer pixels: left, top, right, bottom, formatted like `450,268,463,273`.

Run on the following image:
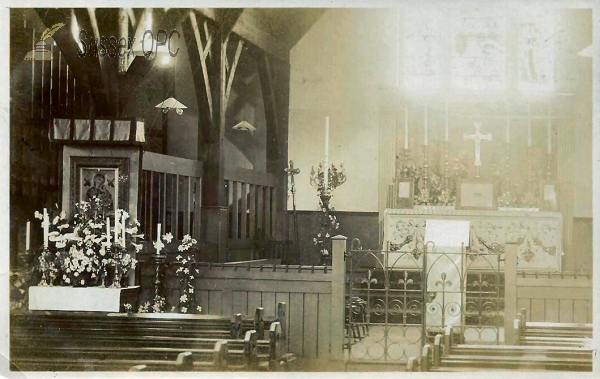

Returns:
28,285,140,312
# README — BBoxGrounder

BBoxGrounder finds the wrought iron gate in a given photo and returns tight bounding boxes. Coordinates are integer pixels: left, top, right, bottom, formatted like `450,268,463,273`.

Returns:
345,238,504,363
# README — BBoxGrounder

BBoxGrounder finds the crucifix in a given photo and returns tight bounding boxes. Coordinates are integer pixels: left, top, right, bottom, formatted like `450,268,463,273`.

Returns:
285,161,301,264
463,122,492,178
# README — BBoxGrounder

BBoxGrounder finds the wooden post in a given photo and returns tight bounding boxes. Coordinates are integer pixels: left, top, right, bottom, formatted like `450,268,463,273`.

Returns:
330,235,347,361
504,242,518,344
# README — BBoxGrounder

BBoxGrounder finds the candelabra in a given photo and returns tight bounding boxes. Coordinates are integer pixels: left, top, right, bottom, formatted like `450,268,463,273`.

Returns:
310,162,347,202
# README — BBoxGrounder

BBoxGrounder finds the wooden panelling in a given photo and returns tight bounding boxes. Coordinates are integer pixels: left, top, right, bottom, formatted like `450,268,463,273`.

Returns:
288,292,304,356
573,299,589,324
248,291,262,311
317,293,331,357
544,299,559,323
558,299,574,323
303,293,319,358
232,291,248,315
262,292,277,317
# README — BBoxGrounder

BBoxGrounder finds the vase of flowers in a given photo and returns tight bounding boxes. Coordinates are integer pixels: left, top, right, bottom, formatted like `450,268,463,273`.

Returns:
33,197,143,288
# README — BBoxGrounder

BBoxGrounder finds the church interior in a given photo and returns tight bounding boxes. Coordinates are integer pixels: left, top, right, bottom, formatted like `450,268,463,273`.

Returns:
6,4,597,373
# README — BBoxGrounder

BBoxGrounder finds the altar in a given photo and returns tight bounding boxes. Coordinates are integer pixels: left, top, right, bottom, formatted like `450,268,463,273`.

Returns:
383,207,562,272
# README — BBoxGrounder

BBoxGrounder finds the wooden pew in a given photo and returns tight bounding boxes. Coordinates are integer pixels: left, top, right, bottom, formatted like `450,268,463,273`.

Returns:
11,310,286,372
409,325,592,372
515,309,592,347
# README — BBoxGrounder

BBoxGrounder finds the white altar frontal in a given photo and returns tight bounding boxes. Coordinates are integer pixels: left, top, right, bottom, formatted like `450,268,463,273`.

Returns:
383,207,562,272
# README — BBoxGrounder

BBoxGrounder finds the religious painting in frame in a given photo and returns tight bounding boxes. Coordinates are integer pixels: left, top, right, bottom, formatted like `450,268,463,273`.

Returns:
540,182,558,212
395,178,414,209
70,157,130,218
456,179,497,210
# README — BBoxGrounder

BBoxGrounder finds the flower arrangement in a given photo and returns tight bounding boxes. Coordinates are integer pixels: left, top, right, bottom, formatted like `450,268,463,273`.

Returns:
313,202,340,264
138,233,202,314
34,197,142,288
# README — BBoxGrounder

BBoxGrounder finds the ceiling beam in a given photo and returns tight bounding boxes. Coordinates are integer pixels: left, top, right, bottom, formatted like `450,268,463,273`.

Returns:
196,8,289,61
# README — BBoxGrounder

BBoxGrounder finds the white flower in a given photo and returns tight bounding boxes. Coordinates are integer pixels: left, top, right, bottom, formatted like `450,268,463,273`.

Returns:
181,307,188,313
196,306,202,313
178,245,186,252
176,255,183,260
80,279,85,285
184,268,189,274
64,277,71,284
56,241,66,249
60,211,66,220
52,216,60,225
34,211,43,220
99,248,106,256
132,242,143,253
153,240,165,251
180,294,188,303
125,226,138,234
57,223,69,230
74,272,80,277
189,287,194,294
162,232,174,243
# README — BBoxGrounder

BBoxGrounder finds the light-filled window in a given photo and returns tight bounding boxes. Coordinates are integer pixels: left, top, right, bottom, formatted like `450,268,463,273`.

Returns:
403,8,558,93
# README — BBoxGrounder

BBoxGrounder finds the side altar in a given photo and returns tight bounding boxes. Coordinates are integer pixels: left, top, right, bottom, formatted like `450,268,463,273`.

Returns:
383,207,562,272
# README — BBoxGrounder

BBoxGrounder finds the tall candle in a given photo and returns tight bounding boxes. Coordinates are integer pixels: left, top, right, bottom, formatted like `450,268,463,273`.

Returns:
324,117,330,189
547,107,552,154
156,223,162,253
106,217,111,244
114,215,119,247
424,105,428,146
43,208,48,249
445,100,449,141
404,105,409,150
506,103,510,143
121,213,126,246
26,220,30,251
527,105,532,148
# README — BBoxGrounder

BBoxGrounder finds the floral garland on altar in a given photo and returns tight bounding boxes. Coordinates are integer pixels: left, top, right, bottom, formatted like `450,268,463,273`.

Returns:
35,198,141,288
12,197,207,314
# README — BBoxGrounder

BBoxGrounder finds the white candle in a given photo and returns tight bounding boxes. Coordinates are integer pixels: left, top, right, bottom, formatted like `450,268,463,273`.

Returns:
424,105,428,146
527,105,532,148
43,208,48,249
445,100,449,142
121,213,126,246
547,107,552,154
156,223,162,253
506,103,510,143
324,117,330,189
404,105,409,149
26,220,30,251
106,217,111,245
114,215,119,247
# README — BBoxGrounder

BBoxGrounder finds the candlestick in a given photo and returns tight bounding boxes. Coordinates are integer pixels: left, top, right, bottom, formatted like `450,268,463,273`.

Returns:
424,105,428,146
547,107,552,154
26,220,30,251
121,213,126,247
325,117,330,189
404,105,409,150
445,100,449,142
114,215,119,247
527,104,532,148
506,103,510,143
156,223,162,254
106,218,111,245
43,208,48,249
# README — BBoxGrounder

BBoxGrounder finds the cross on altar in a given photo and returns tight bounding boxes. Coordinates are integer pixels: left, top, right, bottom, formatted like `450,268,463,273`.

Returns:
463,122,492,176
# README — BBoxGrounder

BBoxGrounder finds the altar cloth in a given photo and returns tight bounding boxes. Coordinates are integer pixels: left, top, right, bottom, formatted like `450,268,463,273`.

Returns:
29,286,140,312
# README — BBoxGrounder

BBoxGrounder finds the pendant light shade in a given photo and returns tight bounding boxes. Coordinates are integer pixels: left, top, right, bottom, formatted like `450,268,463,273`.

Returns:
155,97,187,115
